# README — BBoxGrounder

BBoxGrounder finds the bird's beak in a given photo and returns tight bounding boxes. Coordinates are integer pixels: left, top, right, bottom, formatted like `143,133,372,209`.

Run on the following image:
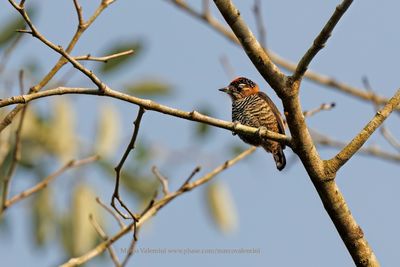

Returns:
218,85,231,93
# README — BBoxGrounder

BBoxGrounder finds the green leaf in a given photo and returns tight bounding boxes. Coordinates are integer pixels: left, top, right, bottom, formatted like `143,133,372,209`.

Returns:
99,41,142,74
0,8,35,47
125,80,172,97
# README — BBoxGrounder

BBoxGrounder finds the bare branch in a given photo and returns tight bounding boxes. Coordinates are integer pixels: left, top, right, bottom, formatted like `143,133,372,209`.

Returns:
363,77,400,152
60,147,256,267
121,228,139,267
0,71,27,214
202,0,210,19
180,166,201,190
211,1,380,265
252,0,267,48
96,197,125,229
74,50,134,63
379,127,400,153
312,130,400,163
167,0,393,110
303,102,336,118
0,86,292,146
213,0,286,93
326,89,400,173
1,0,115,133
219,55,236,80
72,0,84,27
88,214,121,267
3,155,99,210
152,166,169,196
0,34,23,74
111,107,145,240
292,0,353,81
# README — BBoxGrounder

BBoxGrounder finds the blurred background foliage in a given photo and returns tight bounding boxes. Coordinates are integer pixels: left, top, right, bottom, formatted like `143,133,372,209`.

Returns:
0,3,239,261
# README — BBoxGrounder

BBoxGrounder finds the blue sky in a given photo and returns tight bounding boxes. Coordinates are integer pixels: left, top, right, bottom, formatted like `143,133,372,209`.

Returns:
1,1,400,266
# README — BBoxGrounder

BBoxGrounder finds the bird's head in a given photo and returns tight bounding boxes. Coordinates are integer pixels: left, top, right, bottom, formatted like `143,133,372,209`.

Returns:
218,77,259,101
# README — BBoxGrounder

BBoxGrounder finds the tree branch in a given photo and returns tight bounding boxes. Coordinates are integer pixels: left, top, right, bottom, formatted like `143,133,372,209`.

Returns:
152,166,169,196
0,86,292,146
111,107,145,241
212,1,380,265
88,214,121,267
1,0,115,133
292,0,353,81
213,0,287,93
0,72,27,214
312,129,400,163
303,102,336,118
326,89,400,173
96,197,126,229
60,147,256,267
252,0,267,48
167,0,394,109
3,155,99,211
74,50,134,63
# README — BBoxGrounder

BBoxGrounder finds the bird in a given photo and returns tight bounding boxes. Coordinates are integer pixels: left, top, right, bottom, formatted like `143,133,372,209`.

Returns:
219,77,286,171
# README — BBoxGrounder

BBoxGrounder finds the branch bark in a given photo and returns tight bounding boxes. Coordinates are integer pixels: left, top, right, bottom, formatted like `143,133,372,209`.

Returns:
1,0,115,133
0,86,292,146
213,1,380,266
167,0,394,109
292,0,353,81
213,0,287,94
326,89,400,173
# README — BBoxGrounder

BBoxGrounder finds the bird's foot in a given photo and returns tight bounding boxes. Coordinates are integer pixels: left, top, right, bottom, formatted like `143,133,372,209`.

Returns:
232,121,240,136
256,126,268,140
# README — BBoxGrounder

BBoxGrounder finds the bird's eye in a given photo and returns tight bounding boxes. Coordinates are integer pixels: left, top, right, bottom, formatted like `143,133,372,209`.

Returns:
238,84,246,89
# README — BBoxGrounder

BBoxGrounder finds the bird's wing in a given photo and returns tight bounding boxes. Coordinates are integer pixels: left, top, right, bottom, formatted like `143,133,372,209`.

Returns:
257,91,286,137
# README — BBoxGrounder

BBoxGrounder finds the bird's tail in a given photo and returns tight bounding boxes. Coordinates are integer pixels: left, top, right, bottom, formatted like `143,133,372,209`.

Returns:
273,148,286,171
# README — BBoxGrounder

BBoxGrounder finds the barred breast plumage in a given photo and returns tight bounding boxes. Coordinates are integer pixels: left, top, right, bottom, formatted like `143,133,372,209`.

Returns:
219,77,286,171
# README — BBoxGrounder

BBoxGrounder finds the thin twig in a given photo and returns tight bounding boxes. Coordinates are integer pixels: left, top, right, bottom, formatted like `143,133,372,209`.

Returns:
139,192,157,217
202,0,210,19
219,55,236,80
121,228,140,267
72,0,84,27
167,0,393,110
213,0,287,92
111,107,145,240
312,129,400,163
252,0,267,48
74,50,134,63
379,127,400,153
1,0,115,133
152,166,169,195
292,0,353,81
4,155,99,210
0,71,27,214
363,77,400,152
0,87,292,146
96,197,125,229
88,214,121,267
303,102,336,117
179,166,201,190
326,88,400,172
0,33,23,74
60,147,256,267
